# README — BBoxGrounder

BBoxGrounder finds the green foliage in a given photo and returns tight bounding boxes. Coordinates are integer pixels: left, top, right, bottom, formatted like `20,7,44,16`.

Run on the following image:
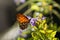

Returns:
17,0,60,40
57,27,60,32
17,37,25,40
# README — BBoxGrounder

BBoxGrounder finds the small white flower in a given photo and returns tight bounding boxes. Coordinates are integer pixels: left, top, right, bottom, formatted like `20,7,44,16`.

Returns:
31,28,35,31
37,2,42,6
26,16,31,19
34,12,40,17
35,12,40,15
20,0,25,3
40,7,44,12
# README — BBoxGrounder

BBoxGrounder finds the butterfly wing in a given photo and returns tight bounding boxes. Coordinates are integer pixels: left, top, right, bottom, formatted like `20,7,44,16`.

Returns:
17,14,29,23
17,14,29,30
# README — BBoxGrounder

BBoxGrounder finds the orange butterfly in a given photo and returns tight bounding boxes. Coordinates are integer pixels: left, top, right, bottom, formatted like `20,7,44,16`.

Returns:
16,13,29,30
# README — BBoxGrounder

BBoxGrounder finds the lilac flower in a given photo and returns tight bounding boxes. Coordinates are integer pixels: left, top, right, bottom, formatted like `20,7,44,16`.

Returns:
30,18,37,26
14,0,25,4
42,17,46,20
26,16,31,20
19,29,22,34
20,0,25,3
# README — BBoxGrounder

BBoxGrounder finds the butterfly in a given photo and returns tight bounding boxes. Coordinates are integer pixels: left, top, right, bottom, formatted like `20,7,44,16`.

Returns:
17,13,30,30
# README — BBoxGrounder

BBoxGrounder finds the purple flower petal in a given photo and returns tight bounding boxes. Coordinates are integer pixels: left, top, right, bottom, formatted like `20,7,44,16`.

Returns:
26,16,31,20
19,29,22,34
20,0,25,3
14,0,25,4
30,18,37,26
42,17,46,20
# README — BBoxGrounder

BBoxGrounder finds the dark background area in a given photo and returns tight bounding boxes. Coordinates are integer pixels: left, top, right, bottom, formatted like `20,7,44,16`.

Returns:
54,0,60,39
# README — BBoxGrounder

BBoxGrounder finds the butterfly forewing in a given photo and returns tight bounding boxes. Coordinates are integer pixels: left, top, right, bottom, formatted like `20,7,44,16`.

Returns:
17,14,29,30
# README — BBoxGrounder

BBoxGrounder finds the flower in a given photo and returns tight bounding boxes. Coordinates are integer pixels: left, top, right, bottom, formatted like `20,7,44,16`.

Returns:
20,0,26,3
14,0,25,4
26,16,31,20
37,2,42,6
40,7,44,12
30,18,37,26
33,12,40,18
31,28,35,31
42,17,46,20
19,29,22,34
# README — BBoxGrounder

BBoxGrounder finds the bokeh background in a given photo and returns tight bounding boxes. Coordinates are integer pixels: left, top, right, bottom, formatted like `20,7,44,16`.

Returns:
0,0,60,40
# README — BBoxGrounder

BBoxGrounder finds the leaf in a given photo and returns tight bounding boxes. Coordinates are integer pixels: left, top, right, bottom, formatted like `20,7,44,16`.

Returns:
41,33,49,40
46,33,51,39
17,37,20,40
35,32,44,40
46,30,53,33
39,30,45,34
49,23,57,31
53,23,57,31
57,26,60,32
50,31,57,37
53,38,59,40
39,24,42,29
17,37,25,40
31,4,39,11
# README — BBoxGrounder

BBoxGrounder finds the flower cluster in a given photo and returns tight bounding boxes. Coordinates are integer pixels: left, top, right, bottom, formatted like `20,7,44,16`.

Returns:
16,0,60,40
30,13,58,40
17,13,59,40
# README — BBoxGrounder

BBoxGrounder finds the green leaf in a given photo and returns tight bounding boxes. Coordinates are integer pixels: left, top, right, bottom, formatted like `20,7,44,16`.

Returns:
39,30,45,34
52,38,59,40
50,31,57,37
41,33,49,40
35,32,44,40
49,23,57,31
57,26,60,32
17,37,25,40
53,23,57,31
46,30,53,33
